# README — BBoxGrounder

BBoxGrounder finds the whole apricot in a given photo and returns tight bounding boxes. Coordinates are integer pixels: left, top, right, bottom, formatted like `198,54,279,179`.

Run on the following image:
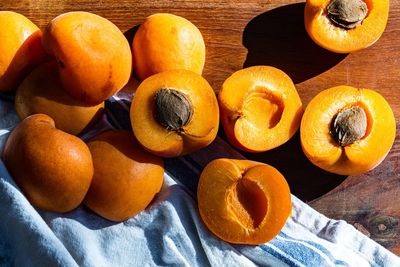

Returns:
300,85,396,175
130,70,219,157
132,13,205,80
2,114,93,212
198,158,292,245
43,11,132,104
15,61,104,135
305,0,389,53
0,11,46,91
218,66,303,152
84,130,164,222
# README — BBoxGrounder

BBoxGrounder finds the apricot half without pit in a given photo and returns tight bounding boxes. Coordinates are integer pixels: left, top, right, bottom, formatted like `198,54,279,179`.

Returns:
130,69,219,157
300,85,396,175
2,114,93,212
43,11,132,104
197,158,292,245
218,66,303,152
84,130,164,222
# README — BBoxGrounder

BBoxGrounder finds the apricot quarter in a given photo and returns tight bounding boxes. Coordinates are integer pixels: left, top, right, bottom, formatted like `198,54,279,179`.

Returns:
84,130,164,222
15,61,104,135
132,13,206,80
300,85,396,175
43,11,132,104
2,114,93,212
218,66,303,152
198,158,292,245
130,70,219,157
304,0,389,53
0,11,46,91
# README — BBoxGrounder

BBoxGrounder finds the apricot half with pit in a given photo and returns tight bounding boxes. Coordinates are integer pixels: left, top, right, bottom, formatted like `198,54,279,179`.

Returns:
197,158,292,245
0,11,46,91
130,69,219,157
132,13,206,80
84,130,164,221
43,11,132,104
15,61,104,135
2,114,93,212
300,85,396,175
218,66,303,152
304,0,389,53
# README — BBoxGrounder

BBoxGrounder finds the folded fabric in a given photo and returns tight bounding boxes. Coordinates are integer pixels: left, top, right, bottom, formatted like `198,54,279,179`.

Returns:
0,94,399,267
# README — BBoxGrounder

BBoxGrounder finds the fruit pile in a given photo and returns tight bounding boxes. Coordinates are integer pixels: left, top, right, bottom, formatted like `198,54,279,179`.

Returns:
0,0,395,246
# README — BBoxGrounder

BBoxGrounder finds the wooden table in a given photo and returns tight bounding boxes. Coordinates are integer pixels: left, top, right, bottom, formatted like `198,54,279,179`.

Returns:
1,0,399,256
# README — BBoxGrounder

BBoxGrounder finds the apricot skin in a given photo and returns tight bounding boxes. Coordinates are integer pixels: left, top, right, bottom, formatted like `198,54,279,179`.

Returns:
0,11,46,91
15,61,104,135
198,158,292,245
2,114,93,213
132,13,206,80
42,11,132,104
300,85,396,175
84,130,164,222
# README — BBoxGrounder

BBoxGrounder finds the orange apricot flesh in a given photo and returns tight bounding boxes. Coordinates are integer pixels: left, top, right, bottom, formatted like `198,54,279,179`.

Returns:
304,0,389,53
130,69,219,157
300,85,396,175
218,66,303,152
198,158,292,245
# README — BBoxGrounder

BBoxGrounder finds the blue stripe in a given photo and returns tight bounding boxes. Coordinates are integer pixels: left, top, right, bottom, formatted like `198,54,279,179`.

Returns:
258,244,303,267
278,232,350,267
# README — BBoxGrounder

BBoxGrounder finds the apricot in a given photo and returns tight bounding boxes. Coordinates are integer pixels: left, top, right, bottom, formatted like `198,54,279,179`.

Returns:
84,130,164,222
42,11,132,104
300,85,396,175
218,66,303,152
0,11,46,91
132,13,206,80
130,69,219,157
15,61,104,135
2,114,93,212
197,158,292,245
304,0,389,53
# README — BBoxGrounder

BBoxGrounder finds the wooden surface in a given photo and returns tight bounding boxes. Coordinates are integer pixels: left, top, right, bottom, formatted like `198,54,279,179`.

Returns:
1,0,399,256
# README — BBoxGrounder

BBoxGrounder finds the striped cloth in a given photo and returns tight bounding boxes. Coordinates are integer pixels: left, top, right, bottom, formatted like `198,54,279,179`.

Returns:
0,93,399,267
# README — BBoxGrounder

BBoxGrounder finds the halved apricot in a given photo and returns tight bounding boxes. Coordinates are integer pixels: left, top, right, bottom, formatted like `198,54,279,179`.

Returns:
218,66,303,152
0,11,46,91
43,11,132,104
305,0,389,53
197,158,292,245
130,69,219,157
132,13,205,80
15,61,104,135
300,85,395,175
84,130,164,222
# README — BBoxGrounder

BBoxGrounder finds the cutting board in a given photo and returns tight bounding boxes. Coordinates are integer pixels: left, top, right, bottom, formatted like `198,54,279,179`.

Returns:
1,0,399,255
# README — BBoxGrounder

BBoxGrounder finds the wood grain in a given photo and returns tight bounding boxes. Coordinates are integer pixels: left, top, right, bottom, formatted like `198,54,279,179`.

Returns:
0,0,399,255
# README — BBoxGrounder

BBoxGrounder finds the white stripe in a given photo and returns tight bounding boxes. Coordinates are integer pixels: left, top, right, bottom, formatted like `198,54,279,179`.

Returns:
275,235,335,267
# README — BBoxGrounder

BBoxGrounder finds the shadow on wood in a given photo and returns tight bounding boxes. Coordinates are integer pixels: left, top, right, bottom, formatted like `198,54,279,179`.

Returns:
242,3,347,83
